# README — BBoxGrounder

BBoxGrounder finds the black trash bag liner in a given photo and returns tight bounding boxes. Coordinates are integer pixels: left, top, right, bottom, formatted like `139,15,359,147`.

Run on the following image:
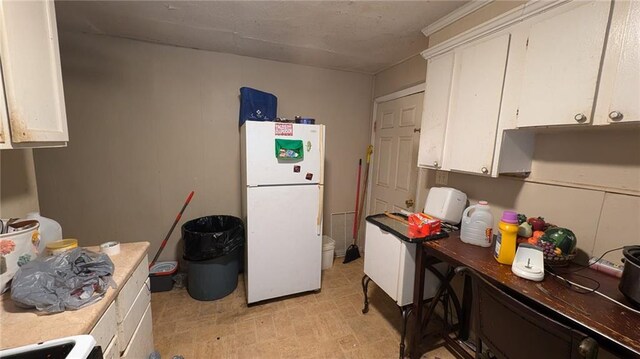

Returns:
182,215,245,261
11,248,116,313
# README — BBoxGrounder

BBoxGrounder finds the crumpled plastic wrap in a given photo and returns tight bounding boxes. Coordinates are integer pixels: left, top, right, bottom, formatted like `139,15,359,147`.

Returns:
10,248,116,313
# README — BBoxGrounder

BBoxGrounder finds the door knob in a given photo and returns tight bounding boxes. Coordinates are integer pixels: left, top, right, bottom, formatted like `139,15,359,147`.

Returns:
433,161,439,168
481,167,489,174
609,111,623,121
405,199,414,208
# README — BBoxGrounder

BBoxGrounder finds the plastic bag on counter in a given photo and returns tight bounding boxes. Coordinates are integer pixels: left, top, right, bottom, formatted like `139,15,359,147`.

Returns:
10,248,116,313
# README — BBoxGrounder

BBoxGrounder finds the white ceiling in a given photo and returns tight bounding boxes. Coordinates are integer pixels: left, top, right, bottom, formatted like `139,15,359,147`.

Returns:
55,1,467,74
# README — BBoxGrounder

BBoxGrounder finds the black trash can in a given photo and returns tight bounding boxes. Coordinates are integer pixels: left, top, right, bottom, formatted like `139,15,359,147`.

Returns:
182,215,245,301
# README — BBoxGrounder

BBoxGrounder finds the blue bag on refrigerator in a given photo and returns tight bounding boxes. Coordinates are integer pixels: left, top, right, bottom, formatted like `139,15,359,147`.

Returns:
239,87,277,126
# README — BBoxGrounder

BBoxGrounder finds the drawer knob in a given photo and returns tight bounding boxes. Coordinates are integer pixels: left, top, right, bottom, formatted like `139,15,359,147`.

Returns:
574,113,587,123
481,167,489,174
608,111,623,121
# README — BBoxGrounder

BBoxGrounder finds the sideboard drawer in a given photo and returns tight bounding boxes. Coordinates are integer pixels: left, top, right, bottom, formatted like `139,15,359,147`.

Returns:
89,301,116,352
116,256,149,322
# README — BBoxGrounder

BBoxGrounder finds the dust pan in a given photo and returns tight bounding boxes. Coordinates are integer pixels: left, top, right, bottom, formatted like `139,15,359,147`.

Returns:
343,244,361,263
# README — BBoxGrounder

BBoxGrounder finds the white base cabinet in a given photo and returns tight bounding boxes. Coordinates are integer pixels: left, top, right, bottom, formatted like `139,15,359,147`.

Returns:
363,222,447,307
90,256,153,358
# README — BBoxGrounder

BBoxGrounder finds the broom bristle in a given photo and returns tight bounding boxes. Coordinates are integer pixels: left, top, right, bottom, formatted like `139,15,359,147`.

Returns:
343,244,361,263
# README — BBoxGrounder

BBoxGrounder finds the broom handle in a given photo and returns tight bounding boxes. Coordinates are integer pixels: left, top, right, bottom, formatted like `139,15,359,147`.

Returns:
355,146,373,245
352,159,362,241
149,191,195,268
384,211,409,225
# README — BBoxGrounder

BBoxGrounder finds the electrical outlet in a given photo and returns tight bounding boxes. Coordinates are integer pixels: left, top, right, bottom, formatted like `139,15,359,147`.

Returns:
435,170,448,185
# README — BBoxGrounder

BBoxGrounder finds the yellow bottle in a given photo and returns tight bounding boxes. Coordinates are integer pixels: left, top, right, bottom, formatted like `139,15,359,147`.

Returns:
494,211,519,265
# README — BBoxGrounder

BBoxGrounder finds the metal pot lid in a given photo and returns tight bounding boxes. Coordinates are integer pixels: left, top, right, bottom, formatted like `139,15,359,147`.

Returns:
623,245,640,267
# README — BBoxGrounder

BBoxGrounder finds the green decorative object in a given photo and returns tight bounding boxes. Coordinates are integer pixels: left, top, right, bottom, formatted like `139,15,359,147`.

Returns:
275,139,304,161
541,227,577,254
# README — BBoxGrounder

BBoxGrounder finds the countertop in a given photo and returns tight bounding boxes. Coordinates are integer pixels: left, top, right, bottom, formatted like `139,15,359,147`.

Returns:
422,233,640,358
0,241,150,350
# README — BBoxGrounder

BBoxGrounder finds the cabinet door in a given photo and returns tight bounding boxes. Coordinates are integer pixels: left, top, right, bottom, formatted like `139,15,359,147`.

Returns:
444,34,510,175
601,0,639,124
0,0,68,143
418,52,454,169
0,77,6,145
516,0,611,127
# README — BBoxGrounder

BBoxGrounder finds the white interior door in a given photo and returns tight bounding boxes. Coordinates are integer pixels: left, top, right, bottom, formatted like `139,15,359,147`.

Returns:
370,92,423,215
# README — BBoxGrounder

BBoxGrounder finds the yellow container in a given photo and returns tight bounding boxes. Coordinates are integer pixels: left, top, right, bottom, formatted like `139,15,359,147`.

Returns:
46,238,78,256
494,211,518,265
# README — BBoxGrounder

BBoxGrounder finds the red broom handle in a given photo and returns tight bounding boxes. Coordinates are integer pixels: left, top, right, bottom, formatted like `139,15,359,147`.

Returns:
149,191,195,268
353,160,362,240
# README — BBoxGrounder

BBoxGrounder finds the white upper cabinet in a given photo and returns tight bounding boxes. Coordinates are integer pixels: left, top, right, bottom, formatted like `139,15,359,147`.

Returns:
594,0,640,125
417,52,454,169
444,34,510,175
0,0,68,149
515,0,611,127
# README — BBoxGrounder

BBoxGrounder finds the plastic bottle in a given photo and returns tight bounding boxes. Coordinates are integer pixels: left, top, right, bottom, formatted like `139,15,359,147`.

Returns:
494,210,518,265
25,212,62,255
460,201,494,247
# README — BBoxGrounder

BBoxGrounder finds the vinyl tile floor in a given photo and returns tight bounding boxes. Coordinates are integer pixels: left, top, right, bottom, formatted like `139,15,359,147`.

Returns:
151,257,456,359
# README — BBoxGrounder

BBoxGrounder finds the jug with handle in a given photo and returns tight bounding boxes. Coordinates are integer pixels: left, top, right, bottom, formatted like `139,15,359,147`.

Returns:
460,201,494,247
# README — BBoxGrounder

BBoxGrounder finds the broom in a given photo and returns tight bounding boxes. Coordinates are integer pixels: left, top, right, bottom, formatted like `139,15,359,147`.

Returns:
343,159,362,263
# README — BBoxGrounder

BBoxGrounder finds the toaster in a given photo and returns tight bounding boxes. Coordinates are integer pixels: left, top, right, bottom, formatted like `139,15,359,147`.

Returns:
424,187,468,224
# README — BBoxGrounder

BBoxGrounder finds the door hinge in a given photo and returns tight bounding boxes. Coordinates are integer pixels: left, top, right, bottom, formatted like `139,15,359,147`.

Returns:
414,128,421,133
516,108,519,117
526,38,529,48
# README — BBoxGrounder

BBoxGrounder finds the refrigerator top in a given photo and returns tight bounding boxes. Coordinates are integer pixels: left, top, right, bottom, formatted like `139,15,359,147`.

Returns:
242,121,325,186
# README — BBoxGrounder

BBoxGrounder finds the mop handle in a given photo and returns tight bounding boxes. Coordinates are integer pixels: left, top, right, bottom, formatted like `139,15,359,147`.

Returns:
353,159,362,240
149,191,195,268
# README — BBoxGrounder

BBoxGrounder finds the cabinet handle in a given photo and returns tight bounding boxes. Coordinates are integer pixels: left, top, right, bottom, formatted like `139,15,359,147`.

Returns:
481,167,489,174
433,161,439,168
608,111,623,121
574,113,587,123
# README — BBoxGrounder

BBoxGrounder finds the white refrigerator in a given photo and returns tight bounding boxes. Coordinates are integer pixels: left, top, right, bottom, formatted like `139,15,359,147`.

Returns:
241,121,325,304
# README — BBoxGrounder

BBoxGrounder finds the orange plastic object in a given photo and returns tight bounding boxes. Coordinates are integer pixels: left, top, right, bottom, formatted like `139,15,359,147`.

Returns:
408,213,441,238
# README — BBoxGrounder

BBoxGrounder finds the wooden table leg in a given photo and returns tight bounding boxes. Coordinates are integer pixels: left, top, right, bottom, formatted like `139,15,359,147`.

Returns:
459,274,472,341
410,243,426,359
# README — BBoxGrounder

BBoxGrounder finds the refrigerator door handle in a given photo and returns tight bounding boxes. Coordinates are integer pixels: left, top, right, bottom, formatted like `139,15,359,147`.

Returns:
319,125,325,186
317,185,324,236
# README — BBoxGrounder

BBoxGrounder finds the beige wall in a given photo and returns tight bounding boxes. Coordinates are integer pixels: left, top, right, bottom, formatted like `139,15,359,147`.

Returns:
0,149,40,218
33,32,373,262
373,54,427,98
428,1,526,47
419,128,640,264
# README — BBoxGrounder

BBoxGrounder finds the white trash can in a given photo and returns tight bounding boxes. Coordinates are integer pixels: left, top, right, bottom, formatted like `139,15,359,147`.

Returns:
322,235,335,270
